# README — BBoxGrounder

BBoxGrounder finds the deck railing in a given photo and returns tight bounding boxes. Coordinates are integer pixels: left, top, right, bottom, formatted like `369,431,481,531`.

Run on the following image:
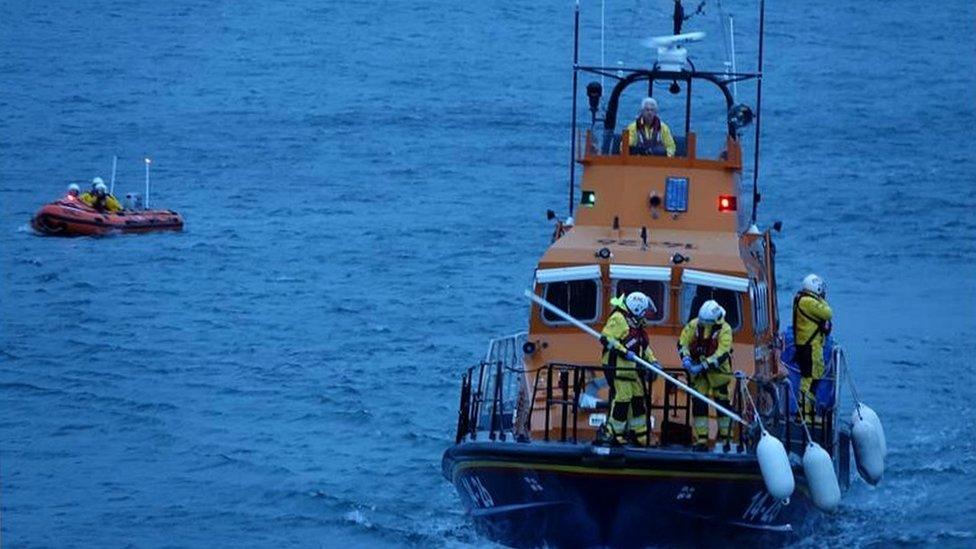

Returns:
454,333,526,443
454,346,841,458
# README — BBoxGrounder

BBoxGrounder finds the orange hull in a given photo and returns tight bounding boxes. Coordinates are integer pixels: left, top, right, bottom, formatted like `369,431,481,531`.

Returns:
31,199,184,236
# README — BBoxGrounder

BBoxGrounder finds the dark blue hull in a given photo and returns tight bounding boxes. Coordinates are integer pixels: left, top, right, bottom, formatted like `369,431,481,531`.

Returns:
443,441,820,548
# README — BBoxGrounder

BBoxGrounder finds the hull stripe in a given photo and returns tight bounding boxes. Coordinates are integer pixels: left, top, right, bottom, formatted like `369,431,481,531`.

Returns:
453,459,763,483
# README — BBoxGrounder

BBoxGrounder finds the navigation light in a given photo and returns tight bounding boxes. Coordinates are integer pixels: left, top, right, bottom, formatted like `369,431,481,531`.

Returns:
718,195,737,212
581,191,596,207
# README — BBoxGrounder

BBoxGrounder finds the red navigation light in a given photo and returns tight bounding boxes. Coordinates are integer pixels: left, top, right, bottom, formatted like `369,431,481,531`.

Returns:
718,195,737,212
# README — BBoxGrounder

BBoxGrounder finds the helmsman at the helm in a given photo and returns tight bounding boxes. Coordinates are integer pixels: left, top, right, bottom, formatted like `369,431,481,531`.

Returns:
793,274,833,418
624,97,677,157
599,292,660,445
678,300,734,451
79,177,123,213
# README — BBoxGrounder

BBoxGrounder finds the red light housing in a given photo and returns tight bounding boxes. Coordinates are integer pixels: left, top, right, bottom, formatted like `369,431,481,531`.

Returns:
718,195,737,212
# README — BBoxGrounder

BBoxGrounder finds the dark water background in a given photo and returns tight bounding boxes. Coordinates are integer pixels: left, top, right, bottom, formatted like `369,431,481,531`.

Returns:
2,0,974,546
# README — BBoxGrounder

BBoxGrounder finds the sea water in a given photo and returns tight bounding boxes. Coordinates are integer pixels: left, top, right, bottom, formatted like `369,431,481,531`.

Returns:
1,0,974,546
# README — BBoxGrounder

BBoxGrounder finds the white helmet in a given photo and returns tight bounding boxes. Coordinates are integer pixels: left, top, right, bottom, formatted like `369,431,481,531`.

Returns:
625,291,655,318
698,300,725,324
94,181,108,195
802,274,826,297
67,183,81,195
92,176,105,187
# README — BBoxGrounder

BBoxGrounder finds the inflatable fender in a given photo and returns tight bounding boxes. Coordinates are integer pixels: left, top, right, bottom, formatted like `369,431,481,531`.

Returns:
854,403,886,457
757,431,794,501
851,414,884,485
803,441,841,512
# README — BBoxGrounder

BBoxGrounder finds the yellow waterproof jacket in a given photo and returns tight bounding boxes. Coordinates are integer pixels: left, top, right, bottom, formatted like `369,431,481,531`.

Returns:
601,309,657,377
80,192,123,213
793,291,832,347
678,319,733,372
625,119,676,157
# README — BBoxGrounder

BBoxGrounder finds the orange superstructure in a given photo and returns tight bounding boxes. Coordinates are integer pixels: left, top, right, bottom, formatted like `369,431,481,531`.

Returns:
519,120,782,445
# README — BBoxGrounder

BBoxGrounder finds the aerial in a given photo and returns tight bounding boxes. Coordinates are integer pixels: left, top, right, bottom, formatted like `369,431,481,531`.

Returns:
1,1,974,547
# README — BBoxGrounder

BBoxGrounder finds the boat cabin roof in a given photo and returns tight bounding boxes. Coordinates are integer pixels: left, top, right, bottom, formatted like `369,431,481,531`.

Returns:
539,225,746,275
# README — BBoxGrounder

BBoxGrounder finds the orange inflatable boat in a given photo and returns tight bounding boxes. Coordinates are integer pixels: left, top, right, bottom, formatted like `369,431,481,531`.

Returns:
31,197,184,236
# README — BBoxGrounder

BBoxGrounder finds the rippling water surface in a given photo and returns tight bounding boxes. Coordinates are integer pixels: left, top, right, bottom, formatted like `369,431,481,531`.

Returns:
2,0,974,547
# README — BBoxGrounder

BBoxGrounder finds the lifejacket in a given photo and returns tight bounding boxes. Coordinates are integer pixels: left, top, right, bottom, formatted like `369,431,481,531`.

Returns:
621,314,649,356
92,194,109,211
688,322,731,370
633,116,664,155
690,323,719,361
793,291,831,346
605,309,649,380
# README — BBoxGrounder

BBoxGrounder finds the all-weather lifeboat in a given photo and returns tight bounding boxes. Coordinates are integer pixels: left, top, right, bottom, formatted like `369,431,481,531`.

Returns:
442,2,885,547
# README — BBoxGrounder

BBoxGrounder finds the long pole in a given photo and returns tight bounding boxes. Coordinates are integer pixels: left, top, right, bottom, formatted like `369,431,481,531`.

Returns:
750,0,766,225
109,155,118,195
523,290,747,425
144,157,151,209
568,0,580,217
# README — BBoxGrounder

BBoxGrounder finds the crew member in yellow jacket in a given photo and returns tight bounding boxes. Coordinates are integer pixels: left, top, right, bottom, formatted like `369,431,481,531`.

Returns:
793,274,833,418
599,292,659,445
678,300,734,451
80,177,123,213
625,97,676,157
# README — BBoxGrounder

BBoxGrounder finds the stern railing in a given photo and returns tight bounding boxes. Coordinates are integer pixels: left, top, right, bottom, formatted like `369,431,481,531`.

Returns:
454,333,527,443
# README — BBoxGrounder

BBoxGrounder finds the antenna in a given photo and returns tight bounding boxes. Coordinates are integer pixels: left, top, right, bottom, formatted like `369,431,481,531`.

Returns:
751,0,766,226
568,1,580,216
144,157,152,210
600,0,605,90
729,15,738,98
109,155,118,195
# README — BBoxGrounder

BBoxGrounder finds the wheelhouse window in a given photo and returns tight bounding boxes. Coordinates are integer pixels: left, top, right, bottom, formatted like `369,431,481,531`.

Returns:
613,279,667,323
542,279,600,324
681,284,742,330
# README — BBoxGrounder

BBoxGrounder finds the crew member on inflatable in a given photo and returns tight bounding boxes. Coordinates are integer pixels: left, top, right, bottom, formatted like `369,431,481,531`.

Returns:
598,292,659,445
625,97,676,157
678,300,734,451
66,183,81,200
793,274,833,420
80,177,123,213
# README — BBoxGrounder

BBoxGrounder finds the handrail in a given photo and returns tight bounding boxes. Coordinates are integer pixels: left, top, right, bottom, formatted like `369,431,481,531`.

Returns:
453,336,840,452
527,362,710,446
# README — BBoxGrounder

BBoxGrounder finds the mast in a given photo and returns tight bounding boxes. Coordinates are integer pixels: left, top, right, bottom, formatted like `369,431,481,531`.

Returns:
750,0,766,225
568,1,581,217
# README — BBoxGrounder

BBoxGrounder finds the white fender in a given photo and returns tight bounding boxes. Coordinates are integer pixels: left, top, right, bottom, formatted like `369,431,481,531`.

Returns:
853,403,887,457
757,431,794,501
802,441,841,512
851,414,884,485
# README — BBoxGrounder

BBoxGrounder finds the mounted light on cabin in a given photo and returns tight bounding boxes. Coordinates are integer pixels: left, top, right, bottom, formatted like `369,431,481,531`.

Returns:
581,190,597,207
718,195,737,212
665,177,689,212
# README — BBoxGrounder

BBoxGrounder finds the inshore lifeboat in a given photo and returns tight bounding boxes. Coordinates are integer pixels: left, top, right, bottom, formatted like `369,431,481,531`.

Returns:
31,197,184,236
